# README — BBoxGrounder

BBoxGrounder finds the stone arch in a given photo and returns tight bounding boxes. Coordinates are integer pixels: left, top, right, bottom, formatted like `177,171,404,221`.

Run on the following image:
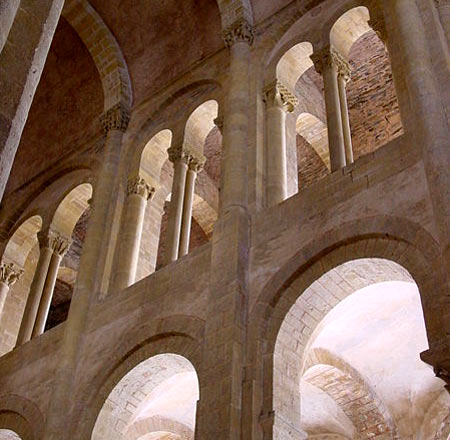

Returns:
74,315,204,439
0,395,44,440
62,0,132,109
246,215,447,437
126,415,194,439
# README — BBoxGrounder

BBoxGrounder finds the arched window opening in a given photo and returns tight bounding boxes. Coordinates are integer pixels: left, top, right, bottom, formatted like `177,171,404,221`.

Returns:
273,258,449,439
0,215,42,355
92,353,199,440
0,429,21,439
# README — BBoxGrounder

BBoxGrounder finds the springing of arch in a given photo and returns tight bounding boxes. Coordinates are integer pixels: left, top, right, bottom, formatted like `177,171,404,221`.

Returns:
62,0,132,109
215,0,254,29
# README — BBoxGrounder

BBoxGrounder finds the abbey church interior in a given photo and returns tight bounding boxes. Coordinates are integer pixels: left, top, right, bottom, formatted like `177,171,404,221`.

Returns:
0,0,449,438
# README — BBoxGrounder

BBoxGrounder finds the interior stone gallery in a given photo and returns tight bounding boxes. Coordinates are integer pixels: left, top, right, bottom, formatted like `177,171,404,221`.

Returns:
0,0,449,439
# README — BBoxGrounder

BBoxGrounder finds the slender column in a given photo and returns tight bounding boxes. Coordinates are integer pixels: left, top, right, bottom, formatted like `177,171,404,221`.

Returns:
15,231,53,346
114,176,155,290
0,262,23,315
179,154,205,257
335,52,354,165
0,0,64,203
220,19,253,214
0,0,20,53
381,0,450,389
32,233,70,337
263,80,298,206
311,46,346,171
435,0,450,49
165,144,189,264
43,103,130,439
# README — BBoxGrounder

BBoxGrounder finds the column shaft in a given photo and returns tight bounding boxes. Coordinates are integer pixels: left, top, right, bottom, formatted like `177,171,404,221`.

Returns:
435,1,450,49
323,64,346,171
179,169,197,257
266,105,288,205
0,0,20,53
220,39,251,214
31,252,63,337
15,245,52,346
114,177,153,290
0,282,9,316
165,152,188,264
337,75,354,164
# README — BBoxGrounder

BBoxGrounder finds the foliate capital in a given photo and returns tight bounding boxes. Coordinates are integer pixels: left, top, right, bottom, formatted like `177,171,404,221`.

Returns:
0,262,23,287
263,80,298,112
167,144,190,165
100,103,131,133
368,17,388,42
49,233,71,257
223,18,254,47
311,45,335,75
213,116,224,133
188,154,206,173
333,49,351,82
127,176,155,200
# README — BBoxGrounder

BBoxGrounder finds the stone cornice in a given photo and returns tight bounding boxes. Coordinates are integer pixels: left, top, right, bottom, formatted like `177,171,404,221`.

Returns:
49,233,71,257
127,176,155,200
0,262,24,287
100,102,131,133
223,18,254,47
263,80,298,112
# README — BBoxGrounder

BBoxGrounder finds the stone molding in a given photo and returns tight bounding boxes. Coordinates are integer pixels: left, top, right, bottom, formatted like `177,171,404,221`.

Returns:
223,18,254,47
100,102,131,133
49,233,72,257
0,262,24,287
167,144,190,165
263,80,298,112
127,176,155,200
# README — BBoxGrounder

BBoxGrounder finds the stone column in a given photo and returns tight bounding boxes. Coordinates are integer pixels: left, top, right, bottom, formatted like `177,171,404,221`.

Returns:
220,18,253,215
15,231,53,346
0,0,64,203
0,262,23,315
43,104,130,439
32,233,70,337
0,0,20,53
335,52,354,165
381,0,450,389
179,154,205,257
165,144,189,264
311,46,346,172
435,0,450,49
114,176,155,290
263,80,298,206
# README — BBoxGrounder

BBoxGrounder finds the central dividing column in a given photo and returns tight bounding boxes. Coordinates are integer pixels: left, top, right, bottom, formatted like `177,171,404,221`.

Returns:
196,18,252,439
0,262,23,315
165,144,189,264
264,80,298,206
43,103,130,439
311,46,346,171
32,233,71,337
16,230,52,346
114,176,154,290
179,154,204,257
334,52,354,165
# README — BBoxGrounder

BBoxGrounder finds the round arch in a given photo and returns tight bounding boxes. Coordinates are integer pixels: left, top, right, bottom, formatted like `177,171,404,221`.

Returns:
246,215,448,436
73,316,204,439
0,395,44,440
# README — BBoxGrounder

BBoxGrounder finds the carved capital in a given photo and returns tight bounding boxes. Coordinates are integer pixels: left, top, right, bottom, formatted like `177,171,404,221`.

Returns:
49,233,71,257
333,49,351,82
223,18,254,47
167,144,190,165
311,45,335,75
213,116,224,133
0,262,23,287
100,103,131,133
127,176,155,200
188,154,206,173
263,80,298,112
435,0,450,7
